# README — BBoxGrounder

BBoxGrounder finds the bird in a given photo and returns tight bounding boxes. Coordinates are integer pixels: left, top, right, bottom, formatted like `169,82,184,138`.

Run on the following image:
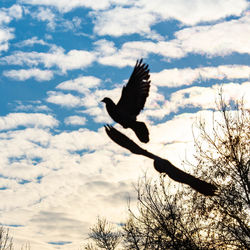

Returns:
101,59,150,143
104,125,217,196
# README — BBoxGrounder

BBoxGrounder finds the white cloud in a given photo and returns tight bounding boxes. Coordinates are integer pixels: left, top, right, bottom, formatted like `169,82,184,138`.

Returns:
138,0,249,25
14,103,51,112
161,82,250,116
94,14,250,66
0,28,14,52
82,106,113,123
95,39,184,67
20,0,249,38
94,40,137,67
20,0,114,12
46,91,83,107
38,47,96,72
0,5,23,25
175,14,250,56
7,4,23,20
2,12,250,71
30,7,82,31
64,116,87,126
0,5,23,52
32,7,56,29
92,7,159,37
15,36,49,47
90,0,249,37
56,76,101,94
151,65,250,87
3,68,54,81
0,10,11,25
1,46,96,73
0,113,58,131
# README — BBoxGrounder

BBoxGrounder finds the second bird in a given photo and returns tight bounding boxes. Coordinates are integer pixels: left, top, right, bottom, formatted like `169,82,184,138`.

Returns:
101,59,151,143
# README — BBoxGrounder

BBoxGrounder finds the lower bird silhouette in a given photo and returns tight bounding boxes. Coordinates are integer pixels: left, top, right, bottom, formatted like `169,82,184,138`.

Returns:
104,125,217,196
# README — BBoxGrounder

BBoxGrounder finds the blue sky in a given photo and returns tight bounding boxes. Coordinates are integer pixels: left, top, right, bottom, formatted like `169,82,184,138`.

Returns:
0,1,250,249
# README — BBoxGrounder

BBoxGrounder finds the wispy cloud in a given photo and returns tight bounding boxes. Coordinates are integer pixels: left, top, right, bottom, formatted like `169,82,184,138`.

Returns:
56,76,101,93
29,7,82,31
91,7,159,37
0,28,14,52
175,14,250,56
90,0,249,37
3,68,54,81
1,45,96,72
137,0,249,25
151,65,250,87
15,36,49,47
64,115,87,126
94,13,250,67
0,113,58,131
0,5,23,52
161,82,250,116
20,0,114,12
2,13,250,72
0,4,23,25
46,91,83,107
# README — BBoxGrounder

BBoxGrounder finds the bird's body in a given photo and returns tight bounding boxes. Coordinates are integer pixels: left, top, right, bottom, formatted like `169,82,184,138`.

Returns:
102,59,150,143
102,98,132,128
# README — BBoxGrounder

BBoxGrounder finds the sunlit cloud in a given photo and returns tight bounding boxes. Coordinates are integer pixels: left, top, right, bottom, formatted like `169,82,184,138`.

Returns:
151,65,250,87
161,82,250,116
175,14,250,56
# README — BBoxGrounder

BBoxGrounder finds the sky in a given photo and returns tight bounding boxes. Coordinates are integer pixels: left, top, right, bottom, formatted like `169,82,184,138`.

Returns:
0,0,250,249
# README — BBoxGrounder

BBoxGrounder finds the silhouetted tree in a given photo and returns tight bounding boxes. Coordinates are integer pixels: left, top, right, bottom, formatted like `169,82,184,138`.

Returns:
84,218,121,250
122,177,206,250
86,178,214,250
0,226,31,250
0,227,13,250
188,94,250,249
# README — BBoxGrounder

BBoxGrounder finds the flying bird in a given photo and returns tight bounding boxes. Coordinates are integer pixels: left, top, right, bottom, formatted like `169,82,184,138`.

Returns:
104,125,217,196
101,59,150,143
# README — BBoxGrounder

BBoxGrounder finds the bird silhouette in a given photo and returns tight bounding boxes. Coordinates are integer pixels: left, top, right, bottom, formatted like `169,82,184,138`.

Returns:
104,125,217,196
101,59,150,143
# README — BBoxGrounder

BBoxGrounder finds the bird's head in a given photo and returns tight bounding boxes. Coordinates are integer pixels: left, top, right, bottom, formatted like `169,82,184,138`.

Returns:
101,97,111,104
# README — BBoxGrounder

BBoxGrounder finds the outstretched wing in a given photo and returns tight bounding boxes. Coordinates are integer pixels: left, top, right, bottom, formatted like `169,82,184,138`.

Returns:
104,125,218,196
117,59,150,118
104,124,146,155
154,158,217,196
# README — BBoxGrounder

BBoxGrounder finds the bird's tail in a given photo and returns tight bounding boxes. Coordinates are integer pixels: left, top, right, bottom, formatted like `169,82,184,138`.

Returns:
132,121,149,143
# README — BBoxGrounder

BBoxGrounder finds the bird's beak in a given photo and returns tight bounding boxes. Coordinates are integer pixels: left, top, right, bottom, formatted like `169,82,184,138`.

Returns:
101,99,104,102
